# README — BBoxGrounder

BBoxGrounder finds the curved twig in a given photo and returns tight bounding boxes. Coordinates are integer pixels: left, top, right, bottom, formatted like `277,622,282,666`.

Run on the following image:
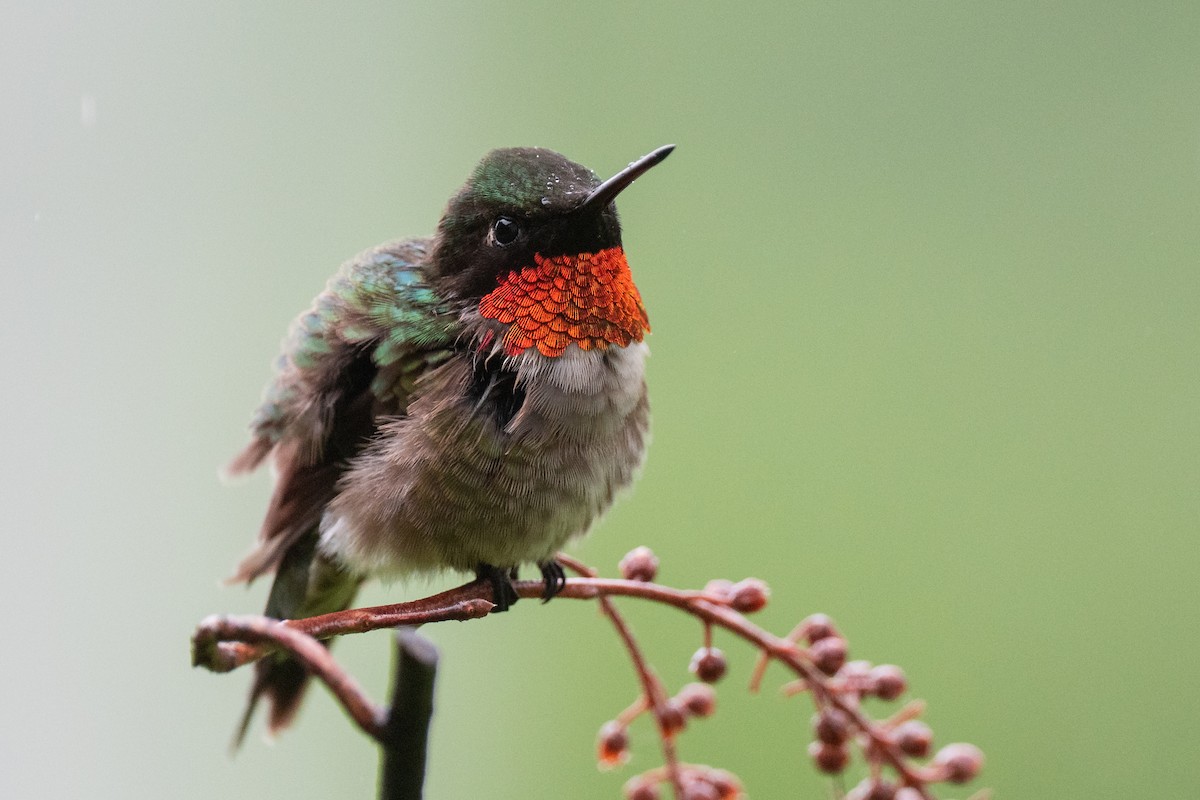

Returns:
194,558,981,799
557,556,684,796
194,614,386,739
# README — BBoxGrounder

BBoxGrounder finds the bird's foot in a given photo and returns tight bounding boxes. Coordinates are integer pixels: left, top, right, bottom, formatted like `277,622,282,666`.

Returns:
476,563,519,612
538,558,567,603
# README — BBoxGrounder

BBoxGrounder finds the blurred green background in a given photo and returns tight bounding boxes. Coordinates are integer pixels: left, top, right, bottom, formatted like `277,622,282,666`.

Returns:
3,2,1197,798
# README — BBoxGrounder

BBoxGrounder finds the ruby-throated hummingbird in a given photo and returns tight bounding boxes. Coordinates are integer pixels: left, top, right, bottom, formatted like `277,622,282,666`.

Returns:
225,145,673,740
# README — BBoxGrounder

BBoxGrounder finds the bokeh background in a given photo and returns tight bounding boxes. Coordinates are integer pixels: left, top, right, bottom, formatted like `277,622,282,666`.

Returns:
3,3,1197,798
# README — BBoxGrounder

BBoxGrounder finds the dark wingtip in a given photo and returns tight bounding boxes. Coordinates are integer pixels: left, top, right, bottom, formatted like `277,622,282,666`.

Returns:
230,693,260,755
230,658,310,753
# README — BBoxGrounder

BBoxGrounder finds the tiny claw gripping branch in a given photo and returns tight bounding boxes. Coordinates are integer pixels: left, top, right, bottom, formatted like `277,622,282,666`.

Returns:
537,559,568,602
192,548,985,800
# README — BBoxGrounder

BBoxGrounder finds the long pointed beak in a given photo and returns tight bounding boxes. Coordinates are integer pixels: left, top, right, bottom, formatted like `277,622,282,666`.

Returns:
577,144,675,214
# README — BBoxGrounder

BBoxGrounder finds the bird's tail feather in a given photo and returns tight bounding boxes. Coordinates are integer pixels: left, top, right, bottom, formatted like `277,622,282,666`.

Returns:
231,530,361,750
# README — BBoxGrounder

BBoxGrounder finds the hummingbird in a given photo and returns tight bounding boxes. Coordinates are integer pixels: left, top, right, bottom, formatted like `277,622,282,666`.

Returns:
225,145,674,741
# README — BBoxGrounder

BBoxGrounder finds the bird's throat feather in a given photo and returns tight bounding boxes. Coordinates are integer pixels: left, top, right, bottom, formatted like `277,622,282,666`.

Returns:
478,247,649,358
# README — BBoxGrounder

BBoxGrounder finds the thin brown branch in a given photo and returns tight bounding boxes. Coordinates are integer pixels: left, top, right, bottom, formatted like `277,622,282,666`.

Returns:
193,586,494,673
194,556,982,799
559,556,685,797
600,596,685,795
192,577,927,792
194,614,386,740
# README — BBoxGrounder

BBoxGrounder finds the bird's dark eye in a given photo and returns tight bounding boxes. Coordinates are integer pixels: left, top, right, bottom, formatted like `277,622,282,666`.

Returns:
491,216,520,246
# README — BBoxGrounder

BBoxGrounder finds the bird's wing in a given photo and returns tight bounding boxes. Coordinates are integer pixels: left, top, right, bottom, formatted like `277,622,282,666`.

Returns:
226,238,458,583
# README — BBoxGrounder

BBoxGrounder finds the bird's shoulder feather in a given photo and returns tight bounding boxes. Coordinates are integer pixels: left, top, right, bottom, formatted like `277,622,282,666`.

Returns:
227,237,459,582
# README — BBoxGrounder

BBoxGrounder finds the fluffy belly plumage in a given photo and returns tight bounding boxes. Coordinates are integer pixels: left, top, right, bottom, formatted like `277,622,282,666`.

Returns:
319,342,649,576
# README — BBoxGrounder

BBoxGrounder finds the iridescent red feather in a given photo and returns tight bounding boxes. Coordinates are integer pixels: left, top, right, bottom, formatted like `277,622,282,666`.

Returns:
478,247,649,357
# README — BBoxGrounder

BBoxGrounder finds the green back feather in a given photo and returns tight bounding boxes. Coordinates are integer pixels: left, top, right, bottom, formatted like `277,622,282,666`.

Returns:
246,239,457,448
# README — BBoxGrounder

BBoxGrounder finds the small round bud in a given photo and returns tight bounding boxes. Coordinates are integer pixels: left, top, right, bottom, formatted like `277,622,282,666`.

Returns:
810,636,848,676
868,664,907,700
703,768,742,800
932,742,985,783
619,546,659,582
660,700,688,736
681,779,720,800
893,720,933,758
703,579,734,599
728,578,770,613
813,707,851,745
596,721,630,768
690,647,728,683
808,740,850,774
847,779,897,800
677,682,717,717
624,776,661,800
801,613,837,644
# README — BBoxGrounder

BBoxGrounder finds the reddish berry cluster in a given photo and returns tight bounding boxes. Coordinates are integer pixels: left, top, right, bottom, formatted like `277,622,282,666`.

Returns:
596,548,984,799
788,615,984,795
702,577,770,614
623,765,742,800
596,683,721,769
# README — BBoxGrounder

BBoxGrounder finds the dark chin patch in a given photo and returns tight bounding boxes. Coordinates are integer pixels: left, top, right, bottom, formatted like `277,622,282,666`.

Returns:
542,205,623,259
